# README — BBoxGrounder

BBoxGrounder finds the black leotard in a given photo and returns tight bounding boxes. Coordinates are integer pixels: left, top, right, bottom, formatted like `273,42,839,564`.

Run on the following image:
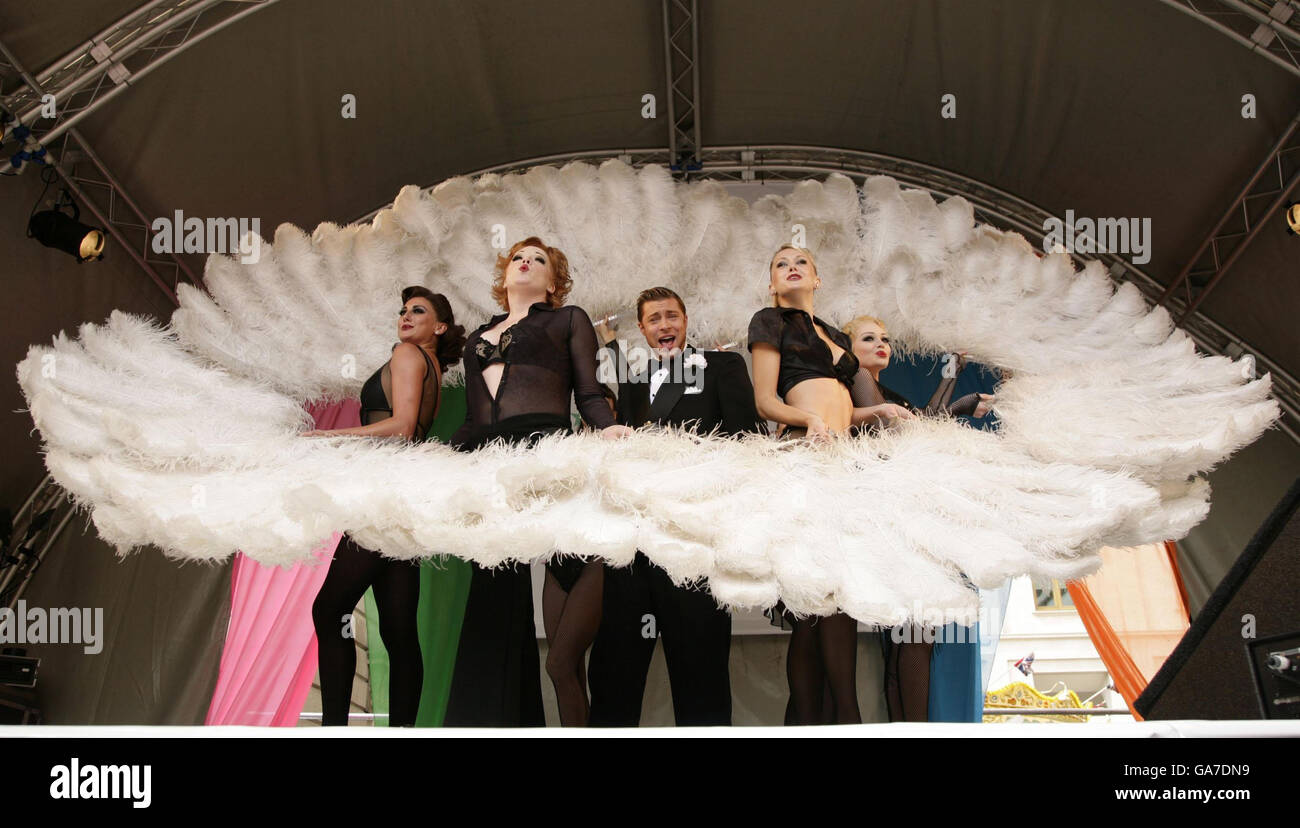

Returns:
359,343,441,438
314,342,439,727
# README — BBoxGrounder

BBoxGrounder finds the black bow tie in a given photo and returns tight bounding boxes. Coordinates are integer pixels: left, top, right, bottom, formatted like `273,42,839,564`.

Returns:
652,347,694,368
650,354,682,373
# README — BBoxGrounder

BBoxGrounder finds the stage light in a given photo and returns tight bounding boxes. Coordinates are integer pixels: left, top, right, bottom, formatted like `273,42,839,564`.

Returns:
1287,202,1300,235
28,202,105,262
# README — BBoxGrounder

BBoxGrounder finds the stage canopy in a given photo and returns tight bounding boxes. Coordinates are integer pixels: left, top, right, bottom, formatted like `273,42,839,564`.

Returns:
3,0,1299,723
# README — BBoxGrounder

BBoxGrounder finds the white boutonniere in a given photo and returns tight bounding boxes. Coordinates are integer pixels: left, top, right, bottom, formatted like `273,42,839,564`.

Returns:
683,352,707,393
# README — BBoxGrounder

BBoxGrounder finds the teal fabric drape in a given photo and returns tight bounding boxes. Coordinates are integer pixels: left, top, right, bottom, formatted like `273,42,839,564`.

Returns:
881,354,1000,723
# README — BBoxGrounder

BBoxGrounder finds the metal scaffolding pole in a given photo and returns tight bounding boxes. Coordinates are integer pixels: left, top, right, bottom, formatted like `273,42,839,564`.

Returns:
1,37,199,305
1155,0,1300,78
0,0,282,174
1157,109,1300,324
662,0,701,176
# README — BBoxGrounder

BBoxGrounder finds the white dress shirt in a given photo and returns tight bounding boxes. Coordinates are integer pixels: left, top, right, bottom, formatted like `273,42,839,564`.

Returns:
649,364,671,403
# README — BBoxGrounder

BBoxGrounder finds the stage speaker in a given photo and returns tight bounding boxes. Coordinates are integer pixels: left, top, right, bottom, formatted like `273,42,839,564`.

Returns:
0,649,39,688
1135,477,1300,719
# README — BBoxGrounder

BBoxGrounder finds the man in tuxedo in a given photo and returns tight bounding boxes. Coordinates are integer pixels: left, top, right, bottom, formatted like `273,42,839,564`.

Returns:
588,286,765,726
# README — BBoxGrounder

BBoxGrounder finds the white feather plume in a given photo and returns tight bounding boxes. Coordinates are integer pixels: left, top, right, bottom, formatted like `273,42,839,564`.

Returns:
15,162,1280,624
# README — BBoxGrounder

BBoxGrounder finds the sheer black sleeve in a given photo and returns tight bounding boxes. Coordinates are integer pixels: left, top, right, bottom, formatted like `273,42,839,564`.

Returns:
850,368,887,408
746,307,783,352
568,306,617,430
923,353,968,415
946,392,982,417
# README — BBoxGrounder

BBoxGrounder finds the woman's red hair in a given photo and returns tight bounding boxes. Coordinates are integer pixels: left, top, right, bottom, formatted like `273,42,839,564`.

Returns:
492,236,573,310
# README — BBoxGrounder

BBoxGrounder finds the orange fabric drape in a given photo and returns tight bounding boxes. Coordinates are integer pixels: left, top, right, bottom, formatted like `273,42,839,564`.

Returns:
1067,543,1193,718
1066,579,1148,719
1164,540,1192,620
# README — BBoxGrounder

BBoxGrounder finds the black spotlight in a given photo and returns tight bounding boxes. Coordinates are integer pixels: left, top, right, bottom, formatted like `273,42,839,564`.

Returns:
28,197,106,262
1287,202,1300,236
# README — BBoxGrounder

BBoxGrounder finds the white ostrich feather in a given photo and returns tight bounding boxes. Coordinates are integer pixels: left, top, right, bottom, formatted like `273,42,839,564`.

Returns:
15,162,1280,624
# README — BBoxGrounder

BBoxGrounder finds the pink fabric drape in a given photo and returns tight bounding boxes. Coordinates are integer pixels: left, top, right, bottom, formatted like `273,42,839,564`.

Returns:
204,399,360,726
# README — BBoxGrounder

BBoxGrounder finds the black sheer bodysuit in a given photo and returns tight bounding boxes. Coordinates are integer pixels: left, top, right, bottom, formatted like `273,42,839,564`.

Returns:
311,343,441,727
359,343,441,433
444,301,615,728
452,301,615,448
852,354,982,722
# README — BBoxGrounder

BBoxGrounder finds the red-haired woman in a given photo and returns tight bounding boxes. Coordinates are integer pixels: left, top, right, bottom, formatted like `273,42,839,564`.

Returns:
444,237,631,727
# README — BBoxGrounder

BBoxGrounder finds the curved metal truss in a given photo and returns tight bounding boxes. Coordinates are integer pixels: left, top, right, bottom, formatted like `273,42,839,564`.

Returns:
0,0,282,174
1157,0,1300,78
354,145,1300,443
0,475,77,611
2,0,1294,441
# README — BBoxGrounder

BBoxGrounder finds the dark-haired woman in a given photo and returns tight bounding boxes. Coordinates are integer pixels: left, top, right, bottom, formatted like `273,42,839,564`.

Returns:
443,237,632,728
307,286,466,727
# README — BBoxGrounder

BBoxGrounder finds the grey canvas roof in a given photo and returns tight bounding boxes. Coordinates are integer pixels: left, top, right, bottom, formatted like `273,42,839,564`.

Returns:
3,0,1298,723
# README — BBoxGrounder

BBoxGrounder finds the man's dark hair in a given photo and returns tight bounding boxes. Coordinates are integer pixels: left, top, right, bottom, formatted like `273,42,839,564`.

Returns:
635,286,687,321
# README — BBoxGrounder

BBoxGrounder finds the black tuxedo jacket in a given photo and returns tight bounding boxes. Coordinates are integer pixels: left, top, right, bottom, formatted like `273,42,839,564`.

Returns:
612,344,765,436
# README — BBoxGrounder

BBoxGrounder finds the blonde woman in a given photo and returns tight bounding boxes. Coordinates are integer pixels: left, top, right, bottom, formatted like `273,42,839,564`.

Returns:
845,314,993,426
844,313,993,721
746,246,899,725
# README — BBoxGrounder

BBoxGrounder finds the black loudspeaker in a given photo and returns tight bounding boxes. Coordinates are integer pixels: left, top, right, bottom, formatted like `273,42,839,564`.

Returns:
1135,477,1300,719
0,648,39,688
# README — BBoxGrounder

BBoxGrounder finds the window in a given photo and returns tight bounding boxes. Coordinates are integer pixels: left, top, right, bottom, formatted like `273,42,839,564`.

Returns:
1032,578,1075,611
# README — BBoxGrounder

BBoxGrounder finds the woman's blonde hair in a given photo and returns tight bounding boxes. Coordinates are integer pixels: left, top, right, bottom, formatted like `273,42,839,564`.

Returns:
768,245,818,307
844,314,889,342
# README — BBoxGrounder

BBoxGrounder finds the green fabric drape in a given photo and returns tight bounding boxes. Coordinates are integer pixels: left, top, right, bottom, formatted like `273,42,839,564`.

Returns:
366,384,471,727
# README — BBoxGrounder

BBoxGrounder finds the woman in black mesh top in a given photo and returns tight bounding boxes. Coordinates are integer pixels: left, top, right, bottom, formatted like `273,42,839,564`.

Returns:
845,314,993,722
444,237,631,727
306,286,465,726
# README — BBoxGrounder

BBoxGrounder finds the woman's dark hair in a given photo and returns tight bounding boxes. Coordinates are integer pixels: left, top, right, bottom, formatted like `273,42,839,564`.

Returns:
402,285,466,370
